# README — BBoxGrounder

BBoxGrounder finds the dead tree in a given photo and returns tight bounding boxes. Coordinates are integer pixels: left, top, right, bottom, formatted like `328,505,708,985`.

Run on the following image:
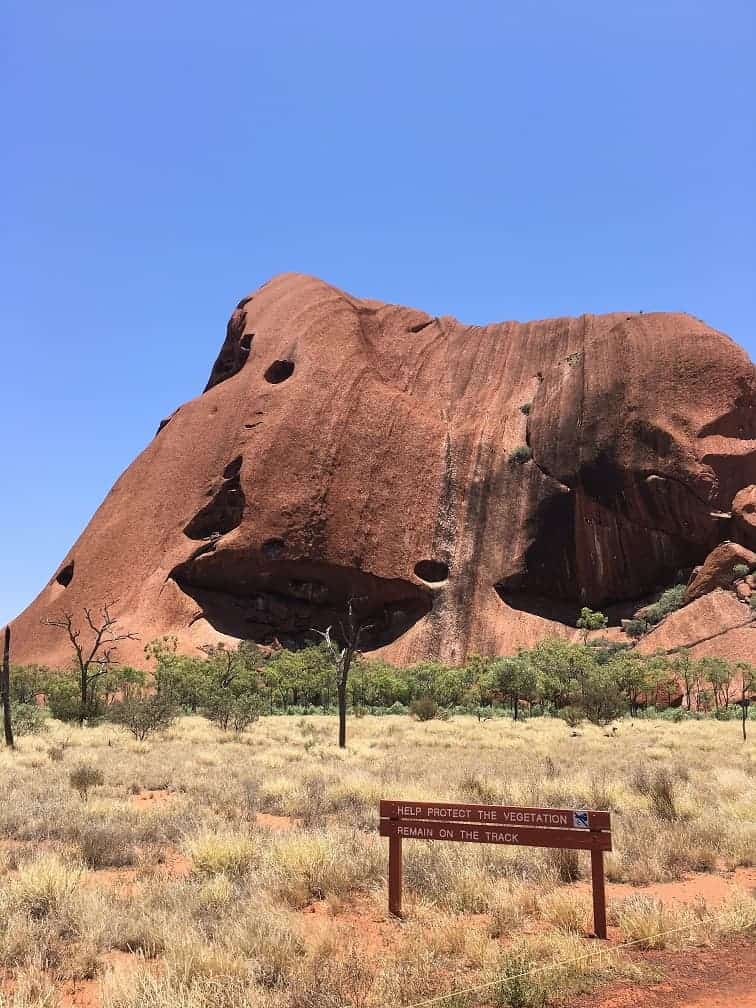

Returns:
1,626,13,748
43,603,138,725
314,597,369,749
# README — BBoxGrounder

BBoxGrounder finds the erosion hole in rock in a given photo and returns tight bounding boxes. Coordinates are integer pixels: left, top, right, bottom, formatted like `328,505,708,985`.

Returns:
264,360,295,384
240,333,253,352
169,552,433,649
55,562,74,588
414,560,449,584
184,475,245,540
262,538,286,559
223,456,243,480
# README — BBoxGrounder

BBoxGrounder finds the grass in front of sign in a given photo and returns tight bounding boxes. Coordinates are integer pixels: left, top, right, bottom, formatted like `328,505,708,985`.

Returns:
0,714,753,1008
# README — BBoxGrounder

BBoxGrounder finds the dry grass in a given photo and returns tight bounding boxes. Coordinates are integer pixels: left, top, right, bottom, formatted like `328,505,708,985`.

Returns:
0,713,752,1007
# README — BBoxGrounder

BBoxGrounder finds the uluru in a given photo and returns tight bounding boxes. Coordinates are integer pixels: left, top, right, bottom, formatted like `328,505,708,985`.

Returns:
8,272,756,668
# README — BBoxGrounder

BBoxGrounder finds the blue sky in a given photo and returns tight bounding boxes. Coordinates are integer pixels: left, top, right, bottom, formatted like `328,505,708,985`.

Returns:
2,1,755,627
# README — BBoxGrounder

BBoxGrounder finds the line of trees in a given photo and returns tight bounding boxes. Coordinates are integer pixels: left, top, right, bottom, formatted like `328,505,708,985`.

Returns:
7,626,754,741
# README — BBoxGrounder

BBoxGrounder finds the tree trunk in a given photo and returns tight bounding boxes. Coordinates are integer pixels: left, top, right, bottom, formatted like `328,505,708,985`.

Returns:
337,679,347,748
513,694,519,721
79,668,88,726
2,626,14,749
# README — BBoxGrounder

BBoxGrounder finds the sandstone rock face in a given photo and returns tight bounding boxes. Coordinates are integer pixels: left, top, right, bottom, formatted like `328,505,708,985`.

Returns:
732,485,756,550
684,542,756,603
9,274,756,668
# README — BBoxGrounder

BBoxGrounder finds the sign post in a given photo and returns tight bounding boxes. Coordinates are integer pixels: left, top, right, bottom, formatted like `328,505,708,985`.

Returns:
379,800,612,939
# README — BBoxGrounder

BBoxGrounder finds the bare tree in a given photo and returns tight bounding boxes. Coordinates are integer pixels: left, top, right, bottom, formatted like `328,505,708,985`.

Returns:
314,597,369,749
43,603,138,725
2,626,14,748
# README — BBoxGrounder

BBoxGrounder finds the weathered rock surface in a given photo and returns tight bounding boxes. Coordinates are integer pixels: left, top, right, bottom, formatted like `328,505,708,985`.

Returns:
732,485,756,550
684,542,756,602
8,274,756,668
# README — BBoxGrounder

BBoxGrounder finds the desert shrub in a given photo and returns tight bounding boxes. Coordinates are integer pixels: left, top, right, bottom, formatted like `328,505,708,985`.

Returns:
10,703,47,736
733,563,750,579
520,402,531,415
636,768,678,821
107,692,177,740
185,831,258,877
410,696,439,721
5,854,83,921
558,705,584,728
45,677,82,723
79,823,137,869
538,890,589,933
643,584,687,626
508,445,533,465
494,951,547,1008
750,595,756,611
69,762,104,801
616,895,677,948
9,665,49,704
624,618,649,639
202,691,261,732
546,848,582,883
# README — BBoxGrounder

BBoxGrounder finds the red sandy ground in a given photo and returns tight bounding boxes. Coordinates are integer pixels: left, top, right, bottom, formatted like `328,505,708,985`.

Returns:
3,808,753,1008
572,939,756,1008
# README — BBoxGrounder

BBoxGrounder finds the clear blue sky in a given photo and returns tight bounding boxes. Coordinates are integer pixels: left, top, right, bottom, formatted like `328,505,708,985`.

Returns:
2,1,755,627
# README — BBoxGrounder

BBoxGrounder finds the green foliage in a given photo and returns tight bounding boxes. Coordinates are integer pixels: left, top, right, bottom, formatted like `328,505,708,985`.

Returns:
624,618,649,639
733,563,750,579
750,595,756,611
641,583,687,627
46,676,82,722
508,445,533,464
519,402,531,415
10,702,47,736
9,664,49,704
409,696,439,721
203,690,261,732
576,607,608,640
107,691,177,740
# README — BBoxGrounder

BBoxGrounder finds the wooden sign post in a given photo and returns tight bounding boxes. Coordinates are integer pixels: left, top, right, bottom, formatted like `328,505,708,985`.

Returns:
380,800,611,939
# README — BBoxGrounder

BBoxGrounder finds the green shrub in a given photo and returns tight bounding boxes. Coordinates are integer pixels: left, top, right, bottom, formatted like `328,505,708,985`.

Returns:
509,445,533,465
10,703,47,736
624,618,649,638
750,595,756,611
559,705,584,728
45,677,82,722
107,692,177,740
519,402,531,415
409,696,439,721
69,763,104,801
494,952,546,1008
733,564,750,579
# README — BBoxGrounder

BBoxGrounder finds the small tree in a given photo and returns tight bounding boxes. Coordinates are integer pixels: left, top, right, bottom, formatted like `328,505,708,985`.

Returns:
108,691,177,741
490,652,536,720
734,663,754,742
43,603,138,725
314,597,369,749
576,607,608,644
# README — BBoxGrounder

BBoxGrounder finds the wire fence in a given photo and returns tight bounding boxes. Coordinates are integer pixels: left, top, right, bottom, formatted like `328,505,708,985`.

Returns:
381,915,755,1008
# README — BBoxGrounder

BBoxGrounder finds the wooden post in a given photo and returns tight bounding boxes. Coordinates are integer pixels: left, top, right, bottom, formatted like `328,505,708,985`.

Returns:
1,626,14,749
388,834,402,917
590,848,607,939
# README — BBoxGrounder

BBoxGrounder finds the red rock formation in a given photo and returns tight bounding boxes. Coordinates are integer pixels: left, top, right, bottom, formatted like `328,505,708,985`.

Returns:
684,542,756,602
732,485,756,550
8,274,756,668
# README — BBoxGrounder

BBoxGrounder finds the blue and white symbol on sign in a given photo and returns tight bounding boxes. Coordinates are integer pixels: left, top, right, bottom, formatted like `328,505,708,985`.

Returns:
573,811,589,829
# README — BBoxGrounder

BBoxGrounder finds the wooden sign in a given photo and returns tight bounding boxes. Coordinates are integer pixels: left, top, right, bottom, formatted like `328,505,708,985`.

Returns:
380,799,612,939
